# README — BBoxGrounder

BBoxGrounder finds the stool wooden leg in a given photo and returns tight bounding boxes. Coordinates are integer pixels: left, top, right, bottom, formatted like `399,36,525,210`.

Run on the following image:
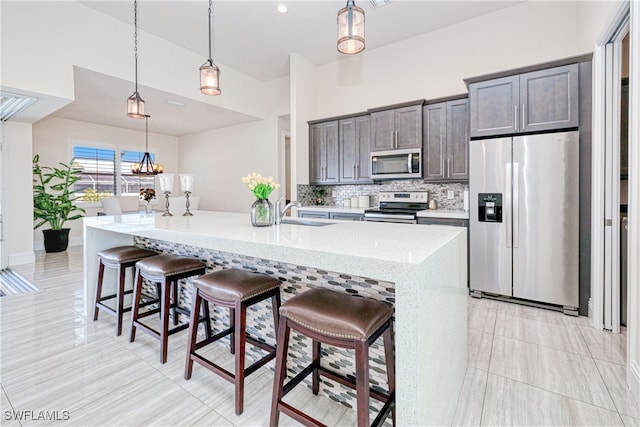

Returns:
271,291,281,332
312,340,321,395
172,280,179,326
93,260,105,321
234,302,247,415
115,265,126,336
355,340,370,427
160,279,171,364
129,269,144,342
383,321,396,426
185,288,202,380
270,317,291,427
202,300,212,337
229,307,235,354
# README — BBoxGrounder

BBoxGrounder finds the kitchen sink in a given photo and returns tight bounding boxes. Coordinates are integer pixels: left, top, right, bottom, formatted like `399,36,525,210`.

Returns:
280,218,335,227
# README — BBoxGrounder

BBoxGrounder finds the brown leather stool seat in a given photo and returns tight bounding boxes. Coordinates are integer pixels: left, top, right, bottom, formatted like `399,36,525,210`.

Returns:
93,246,157,336
270,288,396,427
129,254,209,364
185,268,281,415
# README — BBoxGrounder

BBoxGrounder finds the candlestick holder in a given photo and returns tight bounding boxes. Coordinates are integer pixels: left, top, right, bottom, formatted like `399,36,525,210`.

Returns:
183,191,194,216
162,191,173,216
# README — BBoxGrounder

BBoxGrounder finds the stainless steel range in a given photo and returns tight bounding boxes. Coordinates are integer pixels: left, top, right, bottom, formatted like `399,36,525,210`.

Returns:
364,191,429,224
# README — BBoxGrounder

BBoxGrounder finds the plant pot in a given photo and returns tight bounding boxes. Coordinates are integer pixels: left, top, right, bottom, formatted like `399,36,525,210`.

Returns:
43,228,70,253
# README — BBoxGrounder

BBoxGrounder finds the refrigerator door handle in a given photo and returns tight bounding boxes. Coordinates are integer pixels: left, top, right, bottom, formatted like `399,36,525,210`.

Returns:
505,162,512,248
513,162,519,248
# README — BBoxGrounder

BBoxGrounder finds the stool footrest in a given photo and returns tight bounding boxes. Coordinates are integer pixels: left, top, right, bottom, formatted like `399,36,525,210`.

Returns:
277,401,326,427
318,366,390,403
372,391,395,427
194,326,233,351
97,289,134,302
282,362,319,397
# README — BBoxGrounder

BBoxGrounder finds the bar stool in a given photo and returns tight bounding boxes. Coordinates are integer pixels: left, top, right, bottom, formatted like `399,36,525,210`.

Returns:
184,268,281,415
269,287,395,427
129,254,209,364
93,246,157,336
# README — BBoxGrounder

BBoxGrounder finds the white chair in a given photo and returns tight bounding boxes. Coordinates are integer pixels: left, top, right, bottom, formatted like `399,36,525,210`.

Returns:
101,197,123,215
118,196,140,213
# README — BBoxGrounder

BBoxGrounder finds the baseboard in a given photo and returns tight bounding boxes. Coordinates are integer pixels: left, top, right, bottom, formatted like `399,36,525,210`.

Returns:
9,251,36,266
629,360,640,404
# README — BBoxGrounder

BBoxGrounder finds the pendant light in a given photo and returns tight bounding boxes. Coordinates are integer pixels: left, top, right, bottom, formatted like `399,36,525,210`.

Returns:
131,115,164,175
337,0,365,55
127,0,145,118
200,0,221,95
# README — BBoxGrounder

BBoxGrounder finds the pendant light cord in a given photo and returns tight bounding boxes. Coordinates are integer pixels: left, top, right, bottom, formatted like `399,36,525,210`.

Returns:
207,0,213,65
145,114,149,151
134,0,139,92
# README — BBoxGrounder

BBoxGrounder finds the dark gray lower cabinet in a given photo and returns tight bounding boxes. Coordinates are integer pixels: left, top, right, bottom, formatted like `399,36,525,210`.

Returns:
417,217,469,227
329,212,363,221
298,211,330,219
423,98,469,181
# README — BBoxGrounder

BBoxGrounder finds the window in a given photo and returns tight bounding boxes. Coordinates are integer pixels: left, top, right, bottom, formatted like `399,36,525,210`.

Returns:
73,146,156,202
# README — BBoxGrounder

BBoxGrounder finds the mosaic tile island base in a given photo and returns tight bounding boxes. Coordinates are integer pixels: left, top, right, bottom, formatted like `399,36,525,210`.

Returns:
83,211,467,425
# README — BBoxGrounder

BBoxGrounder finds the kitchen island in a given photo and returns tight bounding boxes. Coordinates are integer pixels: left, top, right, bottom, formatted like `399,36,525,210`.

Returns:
83,211,467,425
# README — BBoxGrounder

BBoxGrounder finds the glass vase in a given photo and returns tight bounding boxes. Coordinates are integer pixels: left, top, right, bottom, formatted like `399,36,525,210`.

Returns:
145,202,153,214
251,199,274,227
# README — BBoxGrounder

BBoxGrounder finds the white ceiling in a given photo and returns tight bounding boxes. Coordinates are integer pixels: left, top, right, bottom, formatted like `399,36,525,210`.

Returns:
48,0,522,136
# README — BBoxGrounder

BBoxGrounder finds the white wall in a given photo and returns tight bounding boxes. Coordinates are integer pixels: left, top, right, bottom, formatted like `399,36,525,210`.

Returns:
6,122,34,265
31,117,179,249
577,0,622,53
178,117,281,214
315,1,581,120
290,53,319,193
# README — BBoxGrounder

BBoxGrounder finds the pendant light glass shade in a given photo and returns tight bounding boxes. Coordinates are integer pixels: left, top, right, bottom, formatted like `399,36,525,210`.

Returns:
337,0,365,55
200,0,221,96
127,0,145,118
127,92,145,119
200,61,221,95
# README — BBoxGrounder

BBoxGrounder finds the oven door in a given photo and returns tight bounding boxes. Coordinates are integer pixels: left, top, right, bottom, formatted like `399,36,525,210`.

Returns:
364,212,417,224
371,148,422,180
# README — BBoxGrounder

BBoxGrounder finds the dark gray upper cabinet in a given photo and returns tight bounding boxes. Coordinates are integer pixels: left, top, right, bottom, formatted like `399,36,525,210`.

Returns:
339,115,371,183
469,64,579,138
371,104,422,151
309,121,339,184
424,98,469,181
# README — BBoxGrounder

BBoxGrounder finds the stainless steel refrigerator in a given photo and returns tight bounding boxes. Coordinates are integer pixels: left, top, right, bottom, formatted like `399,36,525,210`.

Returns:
469,131,579,311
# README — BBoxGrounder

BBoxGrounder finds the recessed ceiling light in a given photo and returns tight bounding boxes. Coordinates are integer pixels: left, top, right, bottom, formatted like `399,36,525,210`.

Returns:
165,99,185,107
276,4,288,14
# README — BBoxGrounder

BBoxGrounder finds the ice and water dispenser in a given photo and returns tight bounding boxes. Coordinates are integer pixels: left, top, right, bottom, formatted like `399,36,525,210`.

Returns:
478,193,503,223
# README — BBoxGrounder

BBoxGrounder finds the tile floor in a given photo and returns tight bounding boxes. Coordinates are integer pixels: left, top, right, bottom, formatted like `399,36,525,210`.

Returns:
1,246,638,426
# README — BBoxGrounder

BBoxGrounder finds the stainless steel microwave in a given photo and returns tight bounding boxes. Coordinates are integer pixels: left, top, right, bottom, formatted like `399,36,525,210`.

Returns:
370,148,422,180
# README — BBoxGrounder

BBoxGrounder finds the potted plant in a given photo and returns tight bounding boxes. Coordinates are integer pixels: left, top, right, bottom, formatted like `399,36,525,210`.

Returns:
32,155,86,252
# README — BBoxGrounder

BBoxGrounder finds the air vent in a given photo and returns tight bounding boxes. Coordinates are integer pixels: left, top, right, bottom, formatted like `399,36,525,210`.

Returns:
369,0,390,8
0,92,37,121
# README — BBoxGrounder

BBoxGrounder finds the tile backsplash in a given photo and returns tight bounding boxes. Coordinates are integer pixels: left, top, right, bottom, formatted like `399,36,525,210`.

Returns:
298,180,469,210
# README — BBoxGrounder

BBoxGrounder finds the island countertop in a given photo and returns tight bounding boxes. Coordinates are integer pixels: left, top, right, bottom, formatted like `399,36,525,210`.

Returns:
83,210,468,425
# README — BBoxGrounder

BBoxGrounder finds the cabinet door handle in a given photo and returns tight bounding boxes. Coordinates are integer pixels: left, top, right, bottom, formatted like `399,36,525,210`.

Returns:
353,164,356,178
442,159,446,178
514,105,518,130
522,104,526,129
390,131,394,148
448,158,452,178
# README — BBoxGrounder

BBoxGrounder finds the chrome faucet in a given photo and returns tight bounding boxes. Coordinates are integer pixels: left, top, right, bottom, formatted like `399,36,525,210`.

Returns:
275,196,301,224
